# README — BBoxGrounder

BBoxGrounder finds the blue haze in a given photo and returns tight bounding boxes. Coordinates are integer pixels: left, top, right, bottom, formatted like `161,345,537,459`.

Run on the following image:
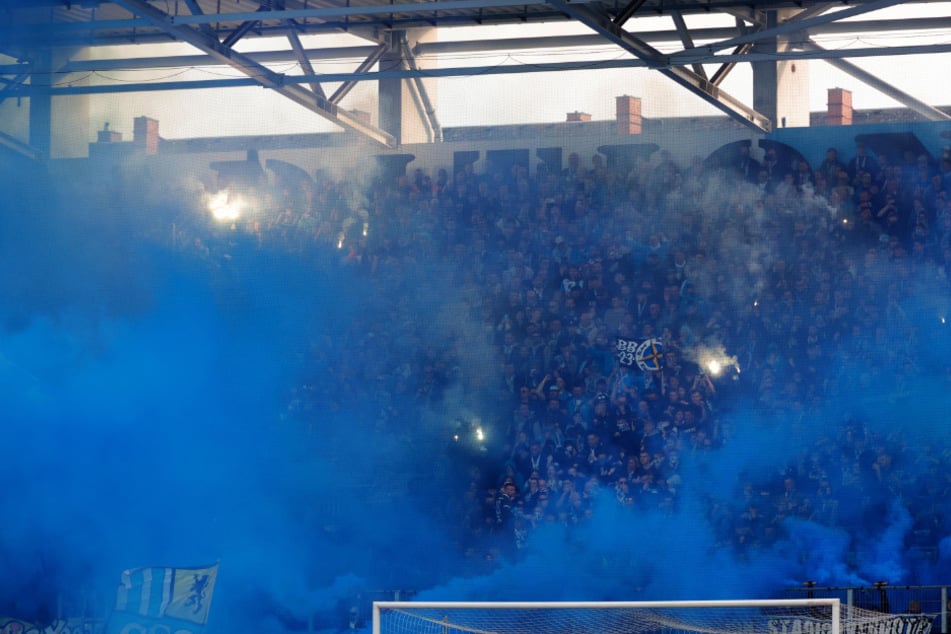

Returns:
0,149,949,632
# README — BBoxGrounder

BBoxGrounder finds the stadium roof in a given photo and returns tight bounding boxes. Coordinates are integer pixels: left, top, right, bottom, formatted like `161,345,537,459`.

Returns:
2,0,951,147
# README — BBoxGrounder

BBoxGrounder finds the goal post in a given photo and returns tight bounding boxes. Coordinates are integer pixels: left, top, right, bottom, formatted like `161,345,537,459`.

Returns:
372,599,848,634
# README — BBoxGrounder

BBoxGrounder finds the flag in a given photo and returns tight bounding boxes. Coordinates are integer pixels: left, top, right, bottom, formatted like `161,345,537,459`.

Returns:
615,337,665,372
162,565,217,625
615,337,639,366
635,338,665,372
114,563,219,626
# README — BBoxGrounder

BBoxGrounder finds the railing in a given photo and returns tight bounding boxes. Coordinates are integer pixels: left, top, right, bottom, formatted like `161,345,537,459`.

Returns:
785,584,949,631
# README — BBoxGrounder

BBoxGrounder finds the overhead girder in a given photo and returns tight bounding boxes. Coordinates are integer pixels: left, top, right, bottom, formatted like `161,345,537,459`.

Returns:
221,8,269,48
801,39,951,122
667,0,907,60
277,0,382,44
670,10,708,81
614,0,648,29
0,70,30,105
109,0,397,147
129,0,557,27
10,9,947,76
398,33,442,143
644,39,951,67
10,35,951,96
0,7,951,51
786,3,839,23
2,0,951,145
328,43,387,105
545,0,773,132
181,0,219,40
286,19,329,101
705,18,755,88
0,129,41,160
0,1,946,50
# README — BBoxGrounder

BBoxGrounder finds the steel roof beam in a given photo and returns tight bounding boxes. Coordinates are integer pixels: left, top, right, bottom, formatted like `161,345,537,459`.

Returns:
708,42,750,86
328,42,387,104
708,19,753,87
0,129,41,160
221,8,267,48
48,10,951,73
545,0,772,132
59,46,384,72
802,38,951,122
399,33,442,143
181,0,219,39
787,2,837,23
158,0,555,25
669,38,951,66
669,0,906,58
3,11,940,48
278,0,383,43
13,34,951,98
0,70,29,106
286,18,328,101
12,36,951,95
670,10,707,80
614,0,648,28
110,0,396,146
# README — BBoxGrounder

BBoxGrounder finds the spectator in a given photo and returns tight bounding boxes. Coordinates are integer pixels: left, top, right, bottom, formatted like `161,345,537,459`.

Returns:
849,142,875,182
818,147,846,186
493,479,519,559
154,128,951,571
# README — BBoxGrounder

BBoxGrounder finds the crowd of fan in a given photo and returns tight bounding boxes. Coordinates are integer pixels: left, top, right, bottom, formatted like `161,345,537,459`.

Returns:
171,140,951,566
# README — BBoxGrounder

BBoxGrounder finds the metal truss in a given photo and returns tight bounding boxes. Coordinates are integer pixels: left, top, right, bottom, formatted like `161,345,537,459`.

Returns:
1,0,950,143
108,0,396,146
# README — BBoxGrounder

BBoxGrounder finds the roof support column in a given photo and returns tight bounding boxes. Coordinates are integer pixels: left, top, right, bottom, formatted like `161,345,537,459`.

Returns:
28,46,52,160
25,45,90,159
751,9,810,128
378,28,438,145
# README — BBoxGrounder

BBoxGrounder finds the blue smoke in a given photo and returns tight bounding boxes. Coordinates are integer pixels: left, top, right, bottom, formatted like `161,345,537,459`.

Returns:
1,148,949,634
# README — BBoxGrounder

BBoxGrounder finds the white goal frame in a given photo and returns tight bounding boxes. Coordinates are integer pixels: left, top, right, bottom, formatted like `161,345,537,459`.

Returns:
372,599,843,634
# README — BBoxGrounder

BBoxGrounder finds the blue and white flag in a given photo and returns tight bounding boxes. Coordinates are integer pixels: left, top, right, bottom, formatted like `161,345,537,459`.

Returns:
114,563,219,626
635,338,665,372
615,338,665,372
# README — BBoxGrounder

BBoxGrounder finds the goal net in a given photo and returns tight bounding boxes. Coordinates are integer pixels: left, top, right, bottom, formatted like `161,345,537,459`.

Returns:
373,599,933,634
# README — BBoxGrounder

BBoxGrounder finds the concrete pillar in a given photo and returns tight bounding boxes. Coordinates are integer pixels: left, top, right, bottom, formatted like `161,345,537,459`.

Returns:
32,45,90,159
28,47,52,160
752,9,810,129
826,88,853,126
46,45,92,159
0,9,89,159
378,28,437,145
